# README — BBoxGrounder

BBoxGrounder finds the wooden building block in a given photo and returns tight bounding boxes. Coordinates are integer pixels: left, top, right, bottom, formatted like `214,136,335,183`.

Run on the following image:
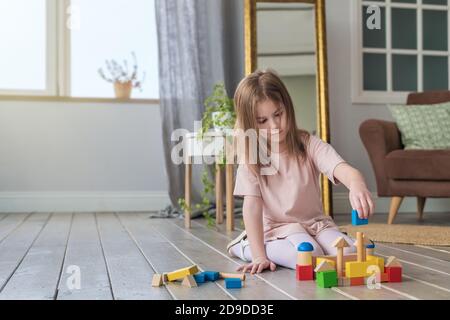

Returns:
316,257,336,268
296,264,314,281
350,277,365,286
316,270,338,288
203,271,220,281
297,252,313,266
367,255,385,273
152,274,163,287
314,260,335,273
193,272,206,283
225,278,242,289
219,272,246,281
386,266,402,282
167,265,199,281
352,209,368,225
313,253,358,268
386,256,402,267
181,275,198,288
345,261,371,278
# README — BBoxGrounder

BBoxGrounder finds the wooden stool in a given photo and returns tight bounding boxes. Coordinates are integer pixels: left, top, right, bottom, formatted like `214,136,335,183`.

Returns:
184,132,234,231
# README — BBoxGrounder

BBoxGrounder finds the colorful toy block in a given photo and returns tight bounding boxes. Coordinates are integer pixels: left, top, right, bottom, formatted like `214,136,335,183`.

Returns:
225,278,242,289
219,272,246,281
193,272,206,283
167,265,199,281
297,253,313,266
386,266,402,282
350,277,365,286
386,256,402,267
352,209,368,225
315,257,336,268
316,270,338,288
203,271,220,281
181,275,198,288
314,260,335,272
152,274,163,287
366,255,385,273
345,261,372,278
296,264,314,281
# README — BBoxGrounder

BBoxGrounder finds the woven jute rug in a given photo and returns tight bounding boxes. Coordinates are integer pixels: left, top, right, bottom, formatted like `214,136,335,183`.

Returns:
339,224,450,246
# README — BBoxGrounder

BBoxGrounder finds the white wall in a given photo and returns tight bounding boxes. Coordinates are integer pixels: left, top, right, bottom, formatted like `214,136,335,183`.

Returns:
0,0,448,214
327,0,450,214
0,100,169,212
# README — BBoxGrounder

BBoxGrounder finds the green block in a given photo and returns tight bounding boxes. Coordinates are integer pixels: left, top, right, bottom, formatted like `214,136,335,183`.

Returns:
316,270,338,288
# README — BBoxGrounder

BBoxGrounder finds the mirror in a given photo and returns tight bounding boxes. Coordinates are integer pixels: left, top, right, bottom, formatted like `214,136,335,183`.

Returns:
244,0,333,216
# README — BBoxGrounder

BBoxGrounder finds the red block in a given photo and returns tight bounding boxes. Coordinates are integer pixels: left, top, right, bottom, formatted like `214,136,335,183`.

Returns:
350,277,365,286
386,266,402,283
380,272,389,283
296,264,313,281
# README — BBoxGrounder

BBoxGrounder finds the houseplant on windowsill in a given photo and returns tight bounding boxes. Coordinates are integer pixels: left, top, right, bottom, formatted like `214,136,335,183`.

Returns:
178,82,236,228
98,51,146,99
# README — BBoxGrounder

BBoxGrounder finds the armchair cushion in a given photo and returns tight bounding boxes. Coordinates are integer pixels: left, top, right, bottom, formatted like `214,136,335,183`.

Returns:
388,102,450,150
385,149,450,180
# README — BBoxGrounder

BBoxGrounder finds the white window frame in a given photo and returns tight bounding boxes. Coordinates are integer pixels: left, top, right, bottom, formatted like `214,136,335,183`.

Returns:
0,0,158,103
351,0,450,104
0,0,58,96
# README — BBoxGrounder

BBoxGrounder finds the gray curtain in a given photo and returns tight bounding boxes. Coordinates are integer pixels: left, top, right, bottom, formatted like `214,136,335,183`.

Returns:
155,0,244,218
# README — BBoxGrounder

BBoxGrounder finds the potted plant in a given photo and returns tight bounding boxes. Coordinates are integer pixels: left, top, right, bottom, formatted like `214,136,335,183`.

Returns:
98,51,146,99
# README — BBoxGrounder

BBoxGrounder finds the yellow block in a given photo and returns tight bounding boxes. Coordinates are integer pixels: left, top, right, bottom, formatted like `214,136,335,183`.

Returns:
345,261,372,278
367,255,385,273
316,257,336,268
297,252,312,266
167,265,199,281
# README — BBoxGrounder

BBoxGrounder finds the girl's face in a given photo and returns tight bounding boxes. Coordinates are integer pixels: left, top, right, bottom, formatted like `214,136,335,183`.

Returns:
255,99,287,145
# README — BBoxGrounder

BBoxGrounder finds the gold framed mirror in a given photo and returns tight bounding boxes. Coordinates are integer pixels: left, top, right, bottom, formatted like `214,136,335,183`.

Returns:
244,0,333,217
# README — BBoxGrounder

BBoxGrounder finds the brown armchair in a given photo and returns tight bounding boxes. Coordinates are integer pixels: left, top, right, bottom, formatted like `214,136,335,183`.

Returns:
359,91,450,224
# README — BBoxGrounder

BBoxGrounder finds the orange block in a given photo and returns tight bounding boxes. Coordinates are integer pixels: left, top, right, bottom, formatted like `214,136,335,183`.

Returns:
350,277,365,286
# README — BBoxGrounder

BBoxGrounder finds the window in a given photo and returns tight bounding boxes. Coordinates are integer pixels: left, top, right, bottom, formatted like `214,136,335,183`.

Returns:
352,0,450,104
0,0,159,100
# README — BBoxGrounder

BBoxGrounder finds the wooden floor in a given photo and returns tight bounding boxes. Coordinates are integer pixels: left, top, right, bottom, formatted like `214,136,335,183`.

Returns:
0,212,450,300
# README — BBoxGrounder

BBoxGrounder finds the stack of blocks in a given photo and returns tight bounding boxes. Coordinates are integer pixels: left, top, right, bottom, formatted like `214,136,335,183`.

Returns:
296,242,314,281
295,232,403,288
152,267,247,289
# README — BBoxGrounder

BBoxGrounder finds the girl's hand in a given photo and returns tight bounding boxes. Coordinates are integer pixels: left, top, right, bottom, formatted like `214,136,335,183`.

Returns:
349,180,374,219
236,256,276,274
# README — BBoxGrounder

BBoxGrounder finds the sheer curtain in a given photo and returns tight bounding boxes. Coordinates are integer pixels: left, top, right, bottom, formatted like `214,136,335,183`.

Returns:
154,0,244,218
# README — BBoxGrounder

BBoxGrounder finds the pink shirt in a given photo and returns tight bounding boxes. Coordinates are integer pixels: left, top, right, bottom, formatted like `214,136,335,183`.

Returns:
233,135,346,242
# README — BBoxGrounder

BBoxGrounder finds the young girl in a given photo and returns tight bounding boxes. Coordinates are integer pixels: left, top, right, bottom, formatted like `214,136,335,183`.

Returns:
227,69,374,274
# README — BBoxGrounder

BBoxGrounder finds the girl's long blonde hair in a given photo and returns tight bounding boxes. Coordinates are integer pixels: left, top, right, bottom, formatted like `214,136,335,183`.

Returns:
233,69,310,179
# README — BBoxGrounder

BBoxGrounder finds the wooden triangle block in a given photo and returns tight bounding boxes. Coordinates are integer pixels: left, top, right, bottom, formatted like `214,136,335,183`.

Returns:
385,256,402,267
152,274,163,287
332,237,350,248
314,260,335,272
181,275,198,288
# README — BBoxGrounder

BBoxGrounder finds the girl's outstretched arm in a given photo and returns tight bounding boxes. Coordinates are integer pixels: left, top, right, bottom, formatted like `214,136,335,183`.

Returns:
237,195,276,274
333,162,375,219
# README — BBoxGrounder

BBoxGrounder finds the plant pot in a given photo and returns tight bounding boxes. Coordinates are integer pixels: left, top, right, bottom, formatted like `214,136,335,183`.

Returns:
114,81,132,99
212,111,233,133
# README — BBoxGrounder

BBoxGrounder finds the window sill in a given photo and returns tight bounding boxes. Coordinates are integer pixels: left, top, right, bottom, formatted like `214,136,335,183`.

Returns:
0,95,159,105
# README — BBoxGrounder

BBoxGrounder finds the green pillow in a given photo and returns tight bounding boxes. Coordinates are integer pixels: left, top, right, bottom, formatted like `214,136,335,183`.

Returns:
388,101,450,150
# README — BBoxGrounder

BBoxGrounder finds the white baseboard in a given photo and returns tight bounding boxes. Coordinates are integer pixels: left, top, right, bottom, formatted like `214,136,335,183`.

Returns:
333,192,450,215
0,191,171,213
1,191,448,215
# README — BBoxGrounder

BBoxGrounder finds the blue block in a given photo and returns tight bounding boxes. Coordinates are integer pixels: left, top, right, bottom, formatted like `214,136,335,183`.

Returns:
352,209,368,225
203,271,219,281
193,272,206,283
225,278,242,289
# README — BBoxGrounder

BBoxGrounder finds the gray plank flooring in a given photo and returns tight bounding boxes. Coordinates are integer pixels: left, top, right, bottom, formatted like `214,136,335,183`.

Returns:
0,212,448,300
